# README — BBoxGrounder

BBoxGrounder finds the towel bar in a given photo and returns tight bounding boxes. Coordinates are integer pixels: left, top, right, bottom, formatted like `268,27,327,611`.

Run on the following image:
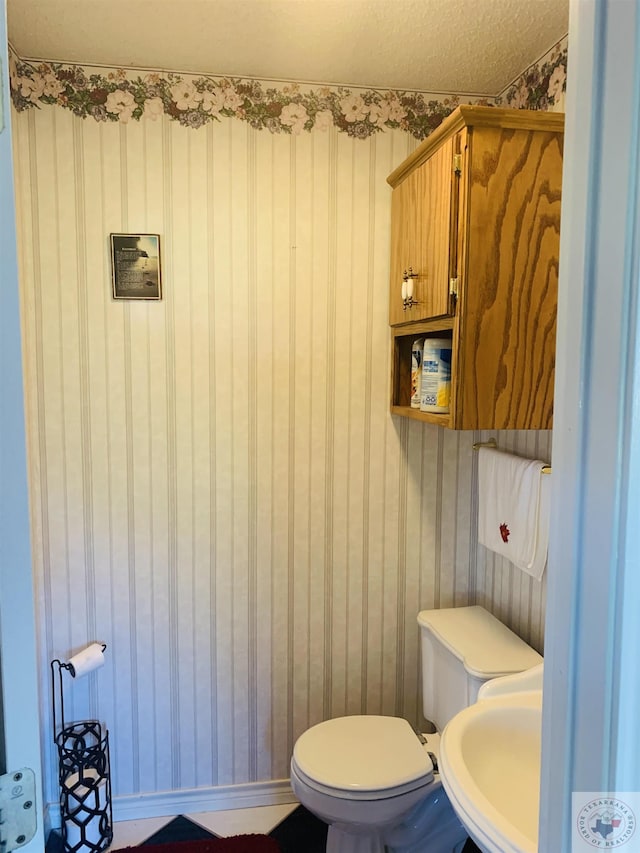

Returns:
472,439,552,474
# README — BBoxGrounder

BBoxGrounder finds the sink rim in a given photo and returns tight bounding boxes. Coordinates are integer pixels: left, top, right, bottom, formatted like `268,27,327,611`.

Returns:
439,689,542,853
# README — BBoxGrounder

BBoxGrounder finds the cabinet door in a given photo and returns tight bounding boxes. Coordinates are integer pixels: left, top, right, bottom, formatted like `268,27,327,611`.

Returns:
389,175,414,325
389,137,457,325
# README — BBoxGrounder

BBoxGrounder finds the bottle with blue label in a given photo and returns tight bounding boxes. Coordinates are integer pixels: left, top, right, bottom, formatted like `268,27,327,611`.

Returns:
420,337,452,413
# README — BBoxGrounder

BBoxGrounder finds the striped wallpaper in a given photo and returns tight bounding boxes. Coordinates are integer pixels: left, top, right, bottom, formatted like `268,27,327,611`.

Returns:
12,65,555,812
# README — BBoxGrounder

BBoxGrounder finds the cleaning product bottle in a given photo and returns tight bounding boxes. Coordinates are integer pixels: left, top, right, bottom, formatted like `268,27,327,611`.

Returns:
420,337,452,413
410,338,424,408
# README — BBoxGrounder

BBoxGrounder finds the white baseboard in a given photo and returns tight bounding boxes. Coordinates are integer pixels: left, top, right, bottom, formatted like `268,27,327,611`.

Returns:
47,779,296,830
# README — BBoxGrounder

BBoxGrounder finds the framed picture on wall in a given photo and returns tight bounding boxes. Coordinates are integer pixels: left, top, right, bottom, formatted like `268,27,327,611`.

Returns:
110,233,162,300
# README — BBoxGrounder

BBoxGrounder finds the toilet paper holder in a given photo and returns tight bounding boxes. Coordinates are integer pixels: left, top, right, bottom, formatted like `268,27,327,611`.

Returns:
51,646,113,853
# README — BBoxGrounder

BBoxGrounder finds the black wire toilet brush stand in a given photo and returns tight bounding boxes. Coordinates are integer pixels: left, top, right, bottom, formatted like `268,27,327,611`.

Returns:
51,653,113,853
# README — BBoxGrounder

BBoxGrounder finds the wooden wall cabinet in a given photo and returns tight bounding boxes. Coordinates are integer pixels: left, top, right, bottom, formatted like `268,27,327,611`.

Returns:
388,106,564,430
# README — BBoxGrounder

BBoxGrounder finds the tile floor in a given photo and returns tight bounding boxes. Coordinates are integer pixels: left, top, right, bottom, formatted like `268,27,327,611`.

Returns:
46,802,481,851
45,803,329,852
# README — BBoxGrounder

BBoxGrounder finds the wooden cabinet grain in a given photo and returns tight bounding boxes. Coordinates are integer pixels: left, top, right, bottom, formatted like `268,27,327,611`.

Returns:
388,106,564,430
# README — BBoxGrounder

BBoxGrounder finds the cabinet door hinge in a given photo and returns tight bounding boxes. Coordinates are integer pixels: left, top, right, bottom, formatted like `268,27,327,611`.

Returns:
453,154,462,174
449,277,459,299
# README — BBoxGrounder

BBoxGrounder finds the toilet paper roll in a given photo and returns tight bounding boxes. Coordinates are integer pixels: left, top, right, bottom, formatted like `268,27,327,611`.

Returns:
67,643,106,678
63,769,107,850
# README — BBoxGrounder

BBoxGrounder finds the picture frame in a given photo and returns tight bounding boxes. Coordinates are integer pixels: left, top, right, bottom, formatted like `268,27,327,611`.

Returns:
110,233,162,300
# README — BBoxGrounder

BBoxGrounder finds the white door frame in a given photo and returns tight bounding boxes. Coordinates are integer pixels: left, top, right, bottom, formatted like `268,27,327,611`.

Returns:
541,0,640,848
0,3,45,850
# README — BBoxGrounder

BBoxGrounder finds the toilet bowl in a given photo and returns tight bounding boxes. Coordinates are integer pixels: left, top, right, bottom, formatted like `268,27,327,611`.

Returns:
290,606,543,853
290,716,466,853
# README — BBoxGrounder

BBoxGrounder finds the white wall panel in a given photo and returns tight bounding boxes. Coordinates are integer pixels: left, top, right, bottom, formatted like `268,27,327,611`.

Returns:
14,90,551,810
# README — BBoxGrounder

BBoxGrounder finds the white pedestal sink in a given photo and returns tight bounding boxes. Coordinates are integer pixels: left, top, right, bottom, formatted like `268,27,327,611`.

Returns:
439,668,543,853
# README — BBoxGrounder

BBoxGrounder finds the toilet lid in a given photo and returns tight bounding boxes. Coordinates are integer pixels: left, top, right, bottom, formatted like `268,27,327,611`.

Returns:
293,716,434,792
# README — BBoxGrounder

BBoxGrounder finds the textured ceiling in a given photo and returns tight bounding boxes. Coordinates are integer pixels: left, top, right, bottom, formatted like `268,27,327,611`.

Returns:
7,0,569,94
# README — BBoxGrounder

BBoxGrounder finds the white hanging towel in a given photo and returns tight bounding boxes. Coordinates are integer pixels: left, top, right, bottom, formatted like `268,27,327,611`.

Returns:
477,447,550,580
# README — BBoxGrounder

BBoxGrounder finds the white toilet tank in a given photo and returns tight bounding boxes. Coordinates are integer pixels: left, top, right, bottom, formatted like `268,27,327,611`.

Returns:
418,605,542,731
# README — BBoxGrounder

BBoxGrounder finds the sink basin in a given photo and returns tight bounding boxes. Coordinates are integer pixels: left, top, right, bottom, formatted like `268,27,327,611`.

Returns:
439,689,542,853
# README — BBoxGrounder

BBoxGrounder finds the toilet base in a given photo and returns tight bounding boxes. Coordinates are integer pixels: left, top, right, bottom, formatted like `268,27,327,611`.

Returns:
384,786,467,853
319,785,468,853
291,757,467,853
326,824,384,853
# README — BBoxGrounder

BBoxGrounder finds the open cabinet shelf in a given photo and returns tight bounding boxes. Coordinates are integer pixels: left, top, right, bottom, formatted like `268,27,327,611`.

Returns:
390,318,455,427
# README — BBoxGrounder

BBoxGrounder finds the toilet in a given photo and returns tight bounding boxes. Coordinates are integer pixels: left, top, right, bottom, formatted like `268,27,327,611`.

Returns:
290,605,542,853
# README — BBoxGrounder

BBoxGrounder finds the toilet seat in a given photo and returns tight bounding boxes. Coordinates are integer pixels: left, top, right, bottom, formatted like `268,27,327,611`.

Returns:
292,715,434,799
291,756,435,801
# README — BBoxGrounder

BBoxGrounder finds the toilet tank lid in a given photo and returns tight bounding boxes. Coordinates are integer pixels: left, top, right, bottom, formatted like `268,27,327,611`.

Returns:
417,605,542,679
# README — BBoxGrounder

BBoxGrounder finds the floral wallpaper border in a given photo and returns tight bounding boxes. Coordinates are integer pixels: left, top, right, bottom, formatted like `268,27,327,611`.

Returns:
500,38,567,111
8,37,567,141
